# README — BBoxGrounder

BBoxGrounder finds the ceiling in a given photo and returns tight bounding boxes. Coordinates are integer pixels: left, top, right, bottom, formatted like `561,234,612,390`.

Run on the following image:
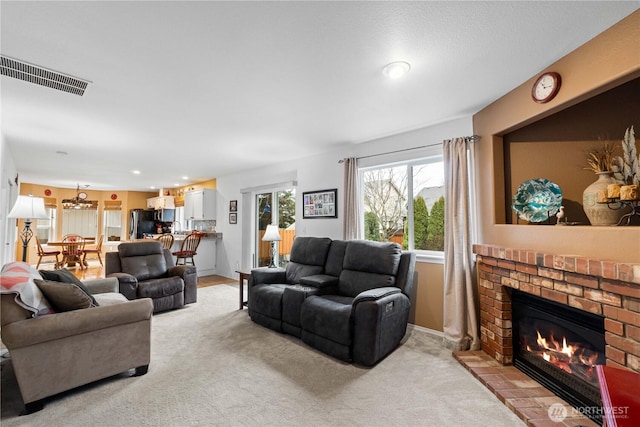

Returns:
2,1,638,191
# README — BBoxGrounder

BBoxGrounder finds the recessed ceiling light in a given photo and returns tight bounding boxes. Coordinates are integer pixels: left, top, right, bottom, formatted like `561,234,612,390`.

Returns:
182,176,189,180
132,170,141,175
174,183,180,187
150,186,156,189
383,61,411,79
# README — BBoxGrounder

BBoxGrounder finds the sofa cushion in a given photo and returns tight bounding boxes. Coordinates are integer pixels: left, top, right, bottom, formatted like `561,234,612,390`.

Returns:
289,237,332,266
324,240,347,277
93,292,128,306
343,240,402,276
39,268,99,306
301,295,354,346
338,241,401,297
34,279,98,311
118,241,168,280
250,284,290,320
136,276,184,299
121,254,168,281
339,270,397,298
285,262,324,284
0,262,54,317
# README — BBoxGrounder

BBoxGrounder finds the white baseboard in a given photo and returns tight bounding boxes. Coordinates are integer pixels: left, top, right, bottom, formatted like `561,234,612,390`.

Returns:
408,323,444,338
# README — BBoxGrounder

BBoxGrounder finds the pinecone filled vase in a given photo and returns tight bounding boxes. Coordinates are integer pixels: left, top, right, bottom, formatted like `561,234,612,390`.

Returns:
582,171,626,226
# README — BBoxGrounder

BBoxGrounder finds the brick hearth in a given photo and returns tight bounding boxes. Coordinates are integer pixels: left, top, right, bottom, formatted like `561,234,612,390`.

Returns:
454,351,598,427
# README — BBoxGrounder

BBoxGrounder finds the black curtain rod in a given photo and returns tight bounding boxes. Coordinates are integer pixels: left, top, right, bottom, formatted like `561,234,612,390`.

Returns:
338,134,480,163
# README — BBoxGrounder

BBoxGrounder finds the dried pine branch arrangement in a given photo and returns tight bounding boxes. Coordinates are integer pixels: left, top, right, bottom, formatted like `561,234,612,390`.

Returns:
612,126,639,185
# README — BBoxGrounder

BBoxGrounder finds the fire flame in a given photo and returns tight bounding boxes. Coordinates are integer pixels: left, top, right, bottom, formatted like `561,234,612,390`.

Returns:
528,329,601,379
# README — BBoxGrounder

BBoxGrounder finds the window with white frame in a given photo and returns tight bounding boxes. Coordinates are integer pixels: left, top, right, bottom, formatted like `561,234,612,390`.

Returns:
103,209,122,241
36,207,56,243
360,155,445,255
62,208,98,239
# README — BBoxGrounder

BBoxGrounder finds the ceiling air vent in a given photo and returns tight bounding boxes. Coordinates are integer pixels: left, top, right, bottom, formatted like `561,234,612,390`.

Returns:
0,55,90,96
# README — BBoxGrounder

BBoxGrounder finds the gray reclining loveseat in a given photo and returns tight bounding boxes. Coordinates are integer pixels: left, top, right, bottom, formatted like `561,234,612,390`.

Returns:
249,237,415,366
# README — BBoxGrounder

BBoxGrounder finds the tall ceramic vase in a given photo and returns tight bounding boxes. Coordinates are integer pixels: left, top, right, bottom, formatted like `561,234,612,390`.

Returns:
582,171,625,226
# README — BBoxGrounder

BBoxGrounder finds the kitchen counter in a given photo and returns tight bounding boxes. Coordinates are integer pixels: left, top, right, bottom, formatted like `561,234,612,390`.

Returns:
171,232,222,241
144,232,221,240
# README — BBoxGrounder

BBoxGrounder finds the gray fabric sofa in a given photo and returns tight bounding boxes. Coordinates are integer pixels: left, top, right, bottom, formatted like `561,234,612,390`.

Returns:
105,241,197,313
249,237,416,366
1,276,152,414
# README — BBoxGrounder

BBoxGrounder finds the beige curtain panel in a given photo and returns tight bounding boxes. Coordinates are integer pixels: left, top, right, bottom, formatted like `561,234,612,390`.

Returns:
442,137,480,351
342,157,360,240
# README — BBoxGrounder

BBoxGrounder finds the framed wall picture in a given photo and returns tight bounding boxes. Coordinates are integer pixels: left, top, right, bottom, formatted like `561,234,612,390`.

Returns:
229,212,237,224
303,189,337,219
229,200,237,212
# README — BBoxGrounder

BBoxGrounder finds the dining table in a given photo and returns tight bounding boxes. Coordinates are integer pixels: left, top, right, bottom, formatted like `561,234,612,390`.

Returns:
45,237,96,268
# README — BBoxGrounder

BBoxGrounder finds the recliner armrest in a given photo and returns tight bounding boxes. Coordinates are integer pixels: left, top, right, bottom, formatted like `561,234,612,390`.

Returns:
83,277,119,294
353,287,401,305
107,273,138,300
249,268,286,287
167,265,196,279
300,274,339,289
1,298,153,349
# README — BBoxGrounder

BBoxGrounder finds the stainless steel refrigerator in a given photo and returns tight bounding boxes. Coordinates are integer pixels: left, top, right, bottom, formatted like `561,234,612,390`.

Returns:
129,209,155,240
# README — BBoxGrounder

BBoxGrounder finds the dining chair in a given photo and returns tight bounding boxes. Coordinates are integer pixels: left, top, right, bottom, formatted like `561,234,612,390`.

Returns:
156,233,174,250
60,234,87,269
82,234,104,266
35,236,61,269
172,232,204,267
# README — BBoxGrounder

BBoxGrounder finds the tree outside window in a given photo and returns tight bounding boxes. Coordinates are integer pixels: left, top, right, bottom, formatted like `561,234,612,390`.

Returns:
362,157,445,252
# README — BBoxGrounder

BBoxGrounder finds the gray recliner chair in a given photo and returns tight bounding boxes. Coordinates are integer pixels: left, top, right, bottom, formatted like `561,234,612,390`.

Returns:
106,241,197,313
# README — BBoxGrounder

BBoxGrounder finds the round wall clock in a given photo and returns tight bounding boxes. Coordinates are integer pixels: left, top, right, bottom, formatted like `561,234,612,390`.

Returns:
531,72,561,103
78,191,88,200
111,193,118,200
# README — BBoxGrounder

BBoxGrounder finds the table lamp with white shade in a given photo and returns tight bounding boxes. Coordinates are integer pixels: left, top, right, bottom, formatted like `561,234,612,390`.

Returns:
8,195,48,262
262,224,282,268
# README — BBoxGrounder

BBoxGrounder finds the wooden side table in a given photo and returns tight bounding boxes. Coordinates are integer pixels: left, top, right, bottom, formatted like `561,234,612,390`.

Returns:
236,270,251,310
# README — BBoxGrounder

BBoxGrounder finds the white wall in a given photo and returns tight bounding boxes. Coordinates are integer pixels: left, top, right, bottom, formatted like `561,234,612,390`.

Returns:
214,116,473,279
1,137,19,265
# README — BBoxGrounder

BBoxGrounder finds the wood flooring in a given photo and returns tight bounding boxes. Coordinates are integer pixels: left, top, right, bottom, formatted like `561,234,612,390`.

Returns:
37,259,235,288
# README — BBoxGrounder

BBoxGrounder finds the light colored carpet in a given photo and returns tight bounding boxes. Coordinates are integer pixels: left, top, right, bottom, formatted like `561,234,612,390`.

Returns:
1,284,525,426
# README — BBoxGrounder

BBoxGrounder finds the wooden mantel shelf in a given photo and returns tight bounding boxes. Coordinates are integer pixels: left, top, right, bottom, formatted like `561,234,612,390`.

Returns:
473,244,640,285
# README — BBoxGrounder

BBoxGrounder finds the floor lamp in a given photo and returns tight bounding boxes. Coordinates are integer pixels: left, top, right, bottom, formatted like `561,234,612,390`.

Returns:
8,195,48,262
262,224,282,268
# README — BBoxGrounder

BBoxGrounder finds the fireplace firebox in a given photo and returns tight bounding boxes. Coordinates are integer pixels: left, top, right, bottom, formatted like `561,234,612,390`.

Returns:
512,289,605,424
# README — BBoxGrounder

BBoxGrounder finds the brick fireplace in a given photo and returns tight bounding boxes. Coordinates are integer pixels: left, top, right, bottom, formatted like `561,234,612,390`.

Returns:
454,244,640,426
472,244,640,374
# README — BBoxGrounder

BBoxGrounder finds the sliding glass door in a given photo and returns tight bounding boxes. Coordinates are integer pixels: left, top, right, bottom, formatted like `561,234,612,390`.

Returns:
255,189,295,268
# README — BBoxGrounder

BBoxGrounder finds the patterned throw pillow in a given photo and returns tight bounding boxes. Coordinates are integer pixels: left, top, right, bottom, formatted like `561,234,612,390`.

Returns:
0,262,55,317
34,279,98,311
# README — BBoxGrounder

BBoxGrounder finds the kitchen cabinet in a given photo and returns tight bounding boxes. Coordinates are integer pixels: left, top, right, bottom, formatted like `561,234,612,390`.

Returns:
184,189,216,220
170,235,218,277
146,196,175,210
194,237,216,276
